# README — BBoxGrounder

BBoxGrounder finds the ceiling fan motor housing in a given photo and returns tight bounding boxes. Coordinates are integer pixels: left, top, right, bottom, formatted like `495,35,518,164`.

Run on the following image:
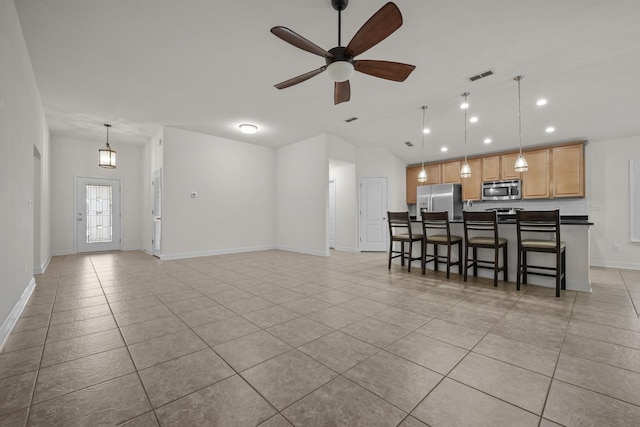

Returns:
326,47,353,65
331,0,348,11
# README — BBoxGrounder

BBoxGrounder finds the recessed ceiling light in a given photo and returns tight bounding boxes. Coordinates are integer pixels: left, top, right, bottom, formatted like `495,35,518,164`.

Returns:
239,123,258,134
460,101,469,109
545,126,555,133
469,116,478,123
483,138,492,144
536,98,548,106
441,147,448,152
423,128,430,134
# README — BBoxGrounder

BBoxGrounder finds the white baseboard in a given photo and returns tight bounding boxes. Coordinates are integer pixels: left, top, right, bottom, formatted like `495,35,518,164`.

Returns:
51,249,75,256
276,245,330,257
590,259,640,270
34,255,51,274
0,278,36,353
121,245,143,251
161,245,276,261
333,246,359,252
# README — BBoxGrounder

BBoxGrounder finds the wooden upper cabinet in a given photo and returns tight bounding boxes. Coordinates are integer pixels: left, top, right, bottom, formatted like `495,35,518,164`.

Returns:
501,153,522,180
461,158,482,201
406,166,420,204
406,164,441,204
522,149,550,199
423,164,442,185
482,156,500,182
552,143,584,198
442,161,461,184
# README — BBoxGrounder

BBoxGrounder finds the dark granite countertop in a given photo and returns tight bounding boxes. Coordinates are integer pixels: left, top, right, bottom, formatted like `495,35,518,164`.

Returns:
410,215,593,225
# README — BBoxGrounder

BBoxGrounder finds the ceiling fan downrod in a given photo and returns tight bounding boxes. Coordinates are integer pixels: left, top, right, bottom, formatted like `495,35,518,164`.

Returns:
332,0,349,47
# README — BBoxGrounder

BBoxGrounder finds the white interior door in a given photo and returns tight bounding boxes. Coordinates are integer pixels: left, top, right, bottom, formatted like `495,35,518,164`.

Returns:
359,177,387,251
76,177,121,252
329,180,336,249
152,169,162,257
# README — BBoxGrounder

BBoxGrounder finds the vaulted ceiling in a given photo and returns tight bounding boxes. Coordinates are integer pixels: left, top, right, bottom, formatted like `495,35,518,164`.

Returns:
15,0,640,165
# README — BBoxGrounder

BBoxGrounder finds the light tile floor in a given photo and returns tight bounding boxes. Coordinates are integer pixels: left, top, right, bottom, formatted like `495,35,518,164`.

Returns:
1,250,640,426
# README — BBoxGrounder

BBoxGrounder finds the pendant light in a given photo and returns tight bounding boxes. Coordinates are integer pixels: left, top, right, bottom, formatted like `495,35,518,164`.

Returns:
514,75,529,172
98,124,116,169
417,106,428,183
460,92,471,178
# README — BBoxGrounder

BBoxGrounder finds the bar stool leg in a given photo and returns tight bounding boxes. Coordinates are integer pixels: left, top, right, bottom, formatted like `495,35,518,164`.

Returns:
522,251,528,284
472,247,478,277
408,241,413,273
516,248,522,291
463,244,469,281
503,243,508,282
561,249,567,289
434,245,439,272
446,244,451,279
458,242,463,275
493,246,499,287
400,242,405,266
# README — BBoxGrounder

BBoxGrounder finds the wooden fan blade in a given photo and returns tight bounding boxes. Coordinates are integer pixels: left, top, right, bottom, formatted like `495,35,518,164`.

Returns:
345,2,402,57
334,80,351,105
271,26,334,58
274,66,327,89
354,60,415,82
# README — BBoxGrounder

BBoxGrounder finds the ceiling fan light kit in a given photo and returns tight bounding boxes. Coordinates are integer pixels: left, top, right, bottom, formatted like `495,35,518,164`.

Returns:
271,1,415,104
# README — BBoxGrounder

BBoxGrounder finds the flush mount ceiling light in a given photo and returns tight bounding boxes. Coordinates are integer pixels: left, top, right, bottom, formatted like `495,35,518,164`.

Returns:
417,106,428,183
460,92,472,178
98,124,116,169
514,75,529,173
239,124,258,134
536,98,548,106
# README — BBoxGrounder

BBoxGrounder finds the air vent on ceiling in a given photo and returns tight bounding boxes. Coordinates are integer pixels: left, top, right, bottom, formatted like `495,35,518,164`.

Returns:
469,69,494,82
405,141,414,147
345,117,358,123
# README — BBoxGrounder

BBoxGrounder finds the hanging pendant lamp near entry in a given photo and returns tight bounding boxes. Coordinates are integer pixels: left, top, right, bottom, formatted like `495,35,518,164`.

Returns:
98,124,116,169
513,76,529,172
417,106,428,183
460,92,471,178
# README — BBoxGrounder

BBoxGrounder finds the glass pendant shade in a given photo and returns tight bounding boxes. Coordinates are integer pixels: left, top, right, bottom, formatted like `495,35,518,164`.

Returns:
417,167,428,182
327,61,354,82
514,153,529,172
98,124,116,169
460,161,472,178
98,143,116,169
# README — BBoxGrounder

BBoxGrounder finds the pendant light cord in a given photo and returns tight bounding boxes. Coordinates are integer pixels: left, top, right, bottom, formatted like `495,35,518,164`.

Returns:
517,76,523,155
464,94,468,162
421,106,427,169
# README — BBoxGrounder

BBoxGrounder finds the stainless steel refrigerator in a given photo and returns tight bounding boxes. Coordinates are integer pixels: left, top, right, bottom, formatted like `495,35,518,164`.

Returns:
416,184,463,221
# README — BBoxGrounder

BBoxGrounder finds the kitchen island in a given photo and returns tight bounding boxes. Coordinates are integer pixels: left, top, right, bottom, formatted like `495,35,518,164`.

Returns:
409,216,592,293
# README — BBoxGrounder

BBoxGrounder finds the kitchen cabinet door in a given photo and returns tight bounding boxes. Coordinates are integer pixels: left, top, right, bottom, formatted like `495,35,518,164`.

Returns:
406,166,420,204
461,158,482,201
442,161,461,184
501,153,522,180
553,144,584,198
522,149,550,199
482,156,500,182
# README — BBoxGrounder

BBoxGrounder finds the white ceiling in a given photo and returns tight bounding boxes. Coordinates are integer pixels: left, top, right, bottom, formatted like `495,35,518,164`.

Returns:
15,0,640,165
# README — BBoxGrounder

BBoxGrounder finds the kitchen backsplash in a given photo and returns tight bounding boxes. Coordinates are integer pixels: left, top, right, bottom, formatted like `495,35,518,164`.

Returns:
408,198,588,216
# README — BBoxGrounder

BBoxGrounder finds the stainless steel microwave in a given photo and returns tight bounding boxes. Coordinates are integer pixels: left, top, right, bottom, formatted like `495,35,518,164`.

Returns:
482,180,522,201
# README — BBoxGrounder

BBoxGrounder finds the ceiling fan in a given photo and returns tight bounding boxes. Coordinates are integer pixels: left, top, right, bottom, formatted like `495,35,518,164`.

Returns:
271,0,416,105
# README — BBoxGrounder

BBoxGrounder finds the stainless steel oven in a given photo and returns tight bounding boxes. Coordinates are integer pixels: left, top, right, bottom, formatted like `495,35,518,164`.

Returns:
482,180,521,201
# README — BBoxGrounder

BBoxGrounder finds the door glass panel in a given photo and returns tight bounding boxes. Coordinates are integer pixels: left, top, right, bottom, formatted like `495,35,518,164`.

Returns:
85,184,112,243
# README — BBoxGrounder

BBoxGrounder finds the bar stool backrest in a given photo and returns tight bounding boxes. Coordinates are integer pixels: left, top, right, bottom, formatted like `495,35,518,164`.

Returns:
463,211,499,243
516,210,561,250
421,210,451,241
387,211,413,239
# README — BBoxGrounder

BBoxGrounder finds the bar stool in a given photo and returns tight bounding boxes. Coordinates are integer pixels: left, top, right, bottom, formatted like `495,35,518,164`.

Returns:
463,211,508,287
516,210,566,297
421,211,462,279
387,211,423,272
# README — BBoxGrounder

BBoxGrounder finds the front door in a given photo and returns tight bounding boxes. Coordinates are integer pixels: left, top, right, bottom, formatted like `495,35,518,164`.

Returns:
76,177,121,252
359,177,387,251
